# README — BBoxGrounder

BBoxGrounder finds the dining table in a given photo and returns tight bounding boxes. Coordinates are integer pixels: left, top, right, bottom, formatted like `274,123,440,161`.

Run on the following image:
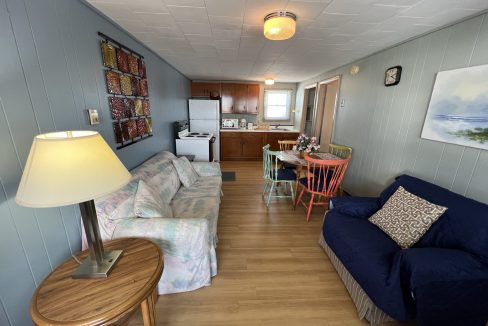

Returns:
276,150,341,167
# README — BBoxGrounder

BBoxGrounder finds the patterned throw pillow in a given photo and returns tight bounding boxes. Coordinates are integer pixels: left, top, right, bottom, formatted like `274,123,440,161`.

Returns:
368,186,447,249
134,180,173,218
172,156,199,187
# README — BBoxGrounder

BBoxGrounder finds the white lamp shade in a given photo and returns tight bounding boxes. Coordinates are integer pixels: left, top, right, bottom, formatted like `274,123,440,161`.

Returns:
16,131,131,208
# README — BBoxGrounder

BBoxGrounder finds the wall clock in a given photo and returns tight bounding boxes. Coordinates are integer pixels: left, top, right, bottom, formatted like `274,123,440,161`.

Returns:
385,65,402,86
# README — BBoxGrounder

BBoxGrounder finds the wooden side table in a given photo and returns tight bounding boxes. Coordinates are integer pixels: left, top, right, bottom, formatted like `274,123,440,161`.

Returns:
30,238,163,326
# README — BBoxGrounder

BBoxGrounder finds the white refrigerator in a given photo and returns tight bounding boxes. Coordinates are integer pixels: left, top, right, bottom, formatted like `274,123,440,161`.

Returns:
189,99,220,161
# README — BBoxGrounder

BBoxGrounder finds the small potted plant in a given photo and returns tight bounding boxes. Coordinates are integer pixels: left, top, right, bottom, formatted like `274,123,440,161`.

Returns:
293,134,320,158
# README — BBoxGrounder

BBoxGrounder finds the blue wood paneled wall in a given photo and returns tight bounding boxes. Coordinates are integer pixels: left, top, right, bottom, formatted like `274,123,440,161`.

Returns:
0,0,189,324
296,13,488,204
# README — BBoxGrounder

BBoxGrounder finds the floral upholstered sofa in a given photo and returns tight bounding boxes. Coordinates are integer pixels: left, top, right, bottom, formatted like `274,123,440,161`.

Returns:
92,151,221,294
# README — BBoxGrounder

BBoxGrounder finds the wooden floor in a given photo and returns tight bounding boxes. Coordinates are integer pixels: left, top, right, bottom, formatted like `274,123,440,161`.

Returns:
129,161,407,326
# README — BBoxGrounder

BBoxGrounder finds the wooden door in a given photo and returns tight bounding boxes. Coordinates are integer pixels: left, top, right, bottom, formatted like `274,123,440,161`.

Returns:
221,84,234,113
241,133,264,158
246,84,260,115
220,132,242,159
233,84,248,113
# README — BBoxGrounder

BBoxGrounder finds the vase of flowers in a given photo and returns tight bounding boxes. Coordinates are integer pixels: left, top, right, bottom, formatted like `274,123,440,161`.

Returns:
293,134,320,157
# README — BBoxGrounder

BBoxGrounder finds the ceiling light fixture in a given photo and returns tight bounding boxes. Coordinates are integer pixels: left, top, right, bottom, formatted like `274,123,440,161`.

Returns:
265,78,275,85
264,11,297,41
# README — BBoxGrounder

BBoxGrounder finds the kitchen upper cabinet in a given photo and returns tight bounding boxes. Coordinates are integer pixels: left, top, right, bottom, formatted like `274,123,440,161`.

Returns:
218,83,260,114
233,84,248,113
191,82,221,98
221,83,234,113
246,84,260,114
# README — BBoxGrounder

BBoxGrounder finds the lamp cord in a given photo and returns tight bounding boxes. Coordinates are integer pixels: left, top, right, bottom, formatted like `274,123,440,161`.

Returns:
72,255,82,265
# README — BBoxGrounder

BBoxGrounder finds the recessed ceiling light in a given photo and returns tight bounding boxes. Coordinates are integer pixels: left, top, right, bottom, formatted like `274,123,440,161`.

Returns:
263,11,297,41
265,78,275,85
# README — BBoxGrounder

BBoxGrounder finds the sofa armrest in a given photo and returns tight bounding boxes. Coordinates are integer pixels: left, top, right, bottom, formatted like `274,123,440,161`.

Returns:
191,162,222,177
113,217,211,258
329,197,380,218
396,248,488,326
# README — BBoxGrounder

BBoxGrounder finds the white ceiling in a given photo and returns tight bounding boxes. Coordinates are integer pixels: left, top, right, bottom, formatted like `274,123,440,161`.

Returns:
87,0,488,83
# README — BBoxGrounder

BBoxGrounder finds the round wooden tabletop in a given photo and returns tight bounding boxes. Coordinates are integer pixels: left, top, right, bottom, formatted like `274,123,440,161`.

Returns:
30,237,163,326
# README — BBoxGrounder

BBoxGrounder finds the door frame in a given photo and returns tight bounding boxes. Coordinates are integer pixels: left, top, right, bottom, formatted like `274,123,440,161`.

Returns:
316,75,341,144
300,83,319,133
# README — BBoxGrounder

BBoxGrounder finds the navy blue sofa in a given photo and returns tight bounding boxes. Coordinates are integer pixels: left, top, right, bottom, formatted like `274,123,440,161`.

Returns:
324,175,488,326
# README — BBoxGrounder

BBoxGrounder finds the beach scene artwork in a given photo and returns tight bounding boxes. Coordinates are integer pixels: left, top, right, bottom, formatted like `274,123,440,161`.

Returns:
421,64,488,150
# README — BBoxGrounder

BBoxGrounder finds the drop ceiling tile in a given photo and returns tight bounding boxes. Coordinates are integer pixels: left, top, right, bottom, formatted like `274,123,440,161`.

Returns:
422,8,480,27
186,34,215,44
239,37,266,49
215,39,240,49
166,5,208,22
164,0,205,6
152,26,184,37
212,29,242,39
209,15,243,29
137,12,176,27
352,4,410,23
241,24,263,37
205,0,246,17
177,22,212,35
324,0,377,15
399,0,450,18
315,13,359,28
336,22,378,35
243,0,288,25
285,1,331,20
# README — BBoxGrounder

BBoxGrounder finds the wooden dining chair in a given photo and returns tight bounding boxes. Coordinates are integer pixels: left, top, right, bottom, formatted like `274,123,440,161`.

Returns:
328,143,352,159
278,140,298,171
278,140,296,151
295,155,350,222
262,144,296,207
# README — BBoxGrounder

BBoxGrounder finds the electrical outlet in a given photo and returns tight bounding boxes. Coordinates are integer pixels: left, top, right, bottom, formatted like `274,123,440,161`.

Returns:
340,99,345,107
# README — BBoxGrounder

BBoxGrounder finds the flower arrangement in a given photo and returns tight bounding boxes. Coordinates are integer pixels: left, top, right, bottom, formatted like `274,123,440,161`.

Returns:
293,134,320,153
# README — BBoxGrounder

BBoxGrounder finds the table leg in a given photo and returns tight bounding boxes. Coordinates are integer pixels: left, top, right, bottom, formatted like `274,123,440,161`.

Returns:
141,290,157,326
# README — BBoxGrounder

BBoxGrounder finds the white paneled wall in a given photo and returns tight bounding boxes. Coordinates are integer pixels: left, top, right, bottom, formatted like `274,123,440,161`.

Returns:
296,13,488,204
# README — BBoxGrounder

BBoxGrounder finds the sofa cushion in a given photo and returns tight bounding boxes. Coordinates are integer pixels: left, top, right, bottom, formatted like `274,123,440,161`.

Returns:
94,177,139,239
369,186,447,249
171,196,220,239
323,210,415,322
173,176,222,200
134,180,173,218
172,156,199,187
379,175,488,262
143,161,181,204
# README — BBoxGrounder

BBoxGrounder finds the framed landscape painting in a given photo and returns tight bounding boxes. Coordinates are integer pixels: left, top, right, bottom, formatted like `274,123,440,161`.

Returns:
421,64,488,150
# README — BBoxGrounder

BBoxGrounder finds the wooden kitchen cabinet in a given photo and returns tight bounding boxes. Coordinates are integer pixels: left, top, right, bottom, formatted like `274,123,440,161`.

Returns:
233,84,248,113
191,82,221,98
241,133,264,158
220,131,299,160
246,84,260,114
220,132,264,160
220,132,242,159
219,83,260,114
221,83,234,113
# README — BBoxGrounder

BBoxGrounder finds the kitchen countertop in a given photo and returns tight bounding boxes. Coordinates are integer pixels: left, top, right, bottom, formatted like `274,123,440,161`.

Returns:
220,128,300,133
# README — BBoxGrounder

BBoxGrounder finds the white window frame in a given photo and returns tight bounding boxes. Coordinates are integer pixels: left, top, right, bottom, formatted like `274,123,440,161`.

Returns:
263,89,292,121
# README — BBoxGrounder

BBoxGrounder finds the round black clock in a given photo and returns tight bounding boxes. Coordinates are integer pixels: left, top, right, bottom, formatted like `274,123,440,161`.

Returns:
385,65,402,86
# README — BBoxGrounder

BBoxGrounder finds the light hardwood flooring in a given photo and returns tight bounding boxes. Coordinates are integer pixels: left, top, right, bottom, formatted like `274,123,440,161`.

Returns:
129,161,407,326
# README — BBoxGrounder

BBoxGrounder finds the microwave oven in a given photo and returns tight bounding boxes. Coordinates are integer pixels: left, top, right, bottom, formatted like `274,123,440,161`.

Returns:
221,118,239,129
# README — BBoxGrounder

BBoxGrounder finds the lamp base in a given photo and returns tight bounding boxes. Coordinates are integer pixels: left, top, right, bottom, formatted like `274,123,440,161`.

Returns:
72,250,123,279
